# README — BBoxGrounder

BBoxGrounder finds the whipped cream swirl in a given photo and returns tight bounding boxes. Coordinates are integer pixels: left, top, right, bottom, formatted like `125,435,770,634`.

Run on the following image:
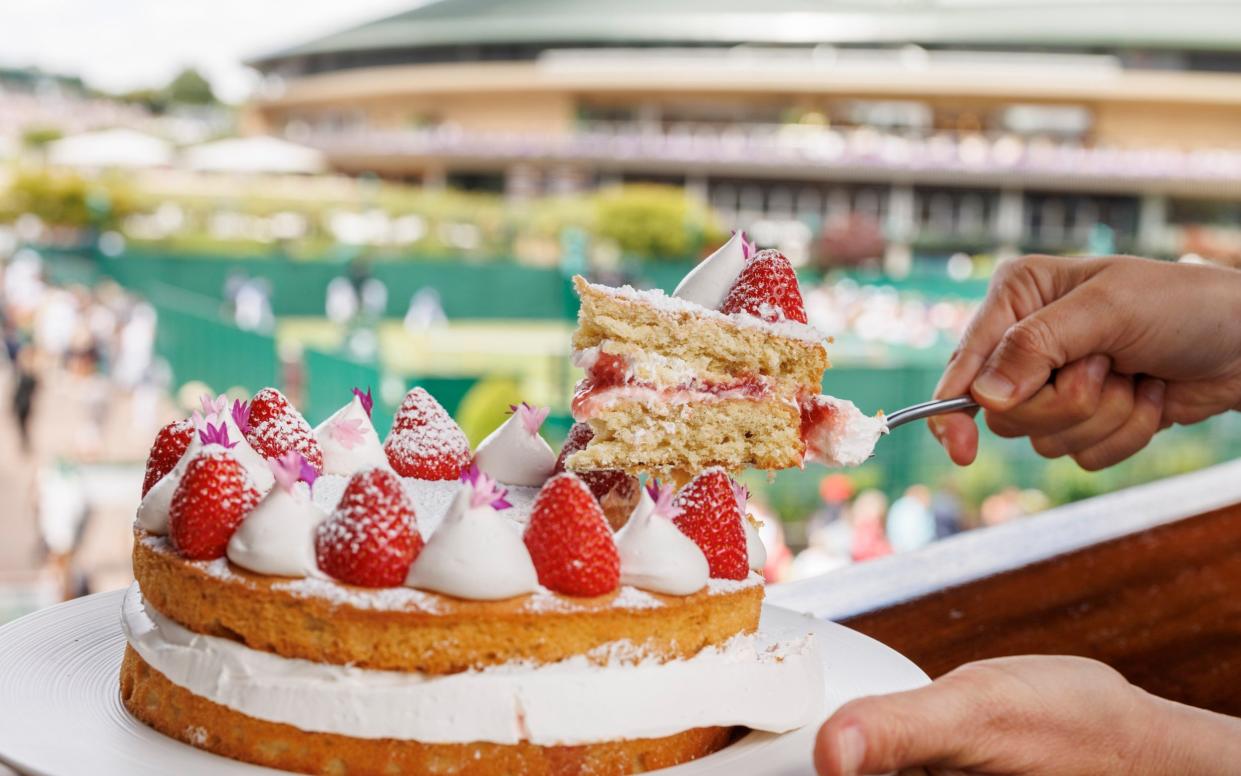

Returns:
472,403,556,487
614,485,709,596
314,394,389,476
227,467,326,578
405,475,538,600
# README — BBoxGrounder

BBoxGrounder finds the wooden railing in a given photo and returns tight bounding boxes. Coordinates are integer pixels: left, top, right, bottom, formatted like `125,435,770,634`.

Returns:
768,459,1241,716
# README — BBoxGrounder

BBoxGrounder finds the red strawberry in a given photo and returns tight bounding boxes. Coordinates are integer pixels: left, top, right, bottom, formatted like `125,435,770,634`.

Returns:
142,418,194,496
719,249,807,324
384,387,471,480
554,422,639,509
673,468,749,580
169,450,261,560
245,387,324,472
316,468,421,587
524,473,620,597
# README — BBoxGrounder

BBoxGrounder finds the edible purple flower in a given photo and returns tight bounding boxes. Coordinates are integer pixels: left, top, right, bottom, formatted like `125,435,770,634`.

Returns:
199,393,227,419
352,387,374,418
508,402,550,436
231,399,252,436
269,451,316,493
199,421,237,449
644,479,681,521
460,463,512,510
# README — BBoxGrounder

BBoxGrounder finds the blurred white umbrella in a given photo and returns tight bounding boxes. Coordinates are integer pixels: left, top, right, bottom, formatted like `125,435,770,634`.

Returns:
183,135,326,174
46,129,172,169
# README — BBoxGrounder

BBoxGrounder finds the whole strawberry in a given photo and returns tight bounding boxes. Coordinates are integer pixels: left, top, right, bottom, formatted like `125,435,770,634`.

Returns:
244,387,324,472
524,473,620,597
384,387,472,480
673,467,750,580
316,467,421,587
169,449,261,560
554,422,639,527
719,249,807,324
141,418,195,496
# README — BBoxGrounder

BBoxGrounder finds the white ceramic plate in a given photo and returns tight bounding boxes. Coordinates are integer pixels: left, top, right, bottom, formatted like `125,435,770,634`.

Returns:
0,591,928,776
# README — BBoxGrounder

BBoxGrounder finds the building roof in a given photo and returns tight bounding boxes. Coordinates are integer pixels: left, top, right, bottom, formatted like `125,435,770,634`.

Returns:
250,0,1241,69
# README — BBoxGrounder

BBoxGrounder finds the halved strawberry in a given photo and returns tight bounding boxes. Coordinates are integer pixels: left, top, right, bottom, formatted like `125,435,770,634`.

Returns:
141,418,194,496
384,387,472,480
245,387,324,472
524,473,620,597
673,467,750,580
554,422,639,527
169,449,261,560
315,467,421,587
719,249,807,324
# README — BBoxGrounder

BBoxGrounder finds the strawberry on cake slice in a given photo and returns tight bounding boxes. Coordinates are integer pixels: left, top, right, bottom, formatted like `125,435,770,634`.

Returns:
569,231,887,478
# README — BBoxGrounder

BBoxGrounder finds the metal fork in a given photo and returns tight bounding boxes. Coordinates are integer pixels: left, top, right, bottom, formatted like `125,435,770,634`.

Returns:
883,396,979,431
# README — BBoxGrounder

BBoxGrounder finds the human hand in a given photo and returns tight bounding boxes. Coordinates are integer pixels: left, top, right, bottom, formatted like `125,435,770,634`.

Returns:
813,654,1241,776
930,255,1241,468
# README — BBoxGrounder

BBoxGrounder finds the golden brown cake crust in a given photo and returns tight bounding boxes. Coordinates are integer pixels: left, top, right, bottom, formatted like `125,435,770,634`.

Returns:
132,530,763,674
120,646,737,776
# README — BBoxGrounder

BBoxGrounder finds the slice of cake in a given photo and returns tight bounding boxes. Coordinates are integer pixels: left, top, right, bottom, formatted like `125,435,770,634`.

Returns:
568,233,831,478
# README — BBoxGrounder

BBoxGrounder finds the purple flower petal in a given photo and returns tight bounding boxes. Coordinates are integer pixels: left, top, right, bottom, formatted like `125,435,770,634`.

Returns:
352,387,374,418
231,399,252,436
199,421,237,449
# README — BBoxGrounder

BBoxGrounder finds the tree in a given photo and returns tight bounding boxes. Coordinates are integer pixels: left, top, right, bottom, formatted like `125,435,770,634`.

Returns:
166,67,217,106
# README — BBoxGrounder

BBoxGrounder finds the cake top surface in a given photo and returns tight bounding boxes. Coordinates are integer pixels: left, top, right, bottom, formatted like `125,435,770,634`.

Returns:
580,277,828,345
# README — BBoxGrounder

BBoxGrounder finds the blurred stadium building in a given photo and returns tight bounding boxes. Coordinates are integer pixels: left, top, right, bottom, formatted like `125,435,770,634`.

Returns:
246,0,1241,269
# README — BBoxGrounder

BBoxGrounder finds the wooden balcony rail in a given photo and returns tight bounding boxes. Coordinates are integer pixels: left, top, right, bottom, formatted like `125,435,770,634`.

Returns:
768,458,1241,716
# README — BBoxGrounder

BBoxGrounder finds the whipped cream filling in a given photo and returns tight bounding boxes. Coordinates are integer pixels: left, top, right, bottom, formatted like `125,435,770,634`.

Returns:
673,230,749,309
405,487,539,600
314,396,389,476
571,383,775,422
473,411,556,487
615,490,709,596
805,396,889,468
227,484,326,578
122,583,823,745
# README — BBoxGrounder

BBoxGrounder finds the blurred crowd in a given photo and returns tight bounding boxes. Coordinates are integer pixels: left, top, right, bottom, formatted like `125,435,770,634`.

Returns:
2,250,163,456
748,474,1051,583
0,249,172,619
805,278,978,352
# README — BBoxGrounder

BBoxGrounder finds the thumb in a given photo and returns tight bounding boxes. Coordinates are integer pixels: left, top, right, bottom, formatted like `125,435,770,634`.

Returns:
970,294,1107,411
814,685,972,775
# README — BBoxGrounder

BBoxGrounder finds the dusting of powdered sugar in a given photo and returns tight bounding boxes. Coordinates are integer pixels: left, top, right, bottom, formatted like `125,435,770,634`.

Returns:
586,280,826,344
520,585,665,614
271,576,443,613
611,586,664,609
707,572,765,594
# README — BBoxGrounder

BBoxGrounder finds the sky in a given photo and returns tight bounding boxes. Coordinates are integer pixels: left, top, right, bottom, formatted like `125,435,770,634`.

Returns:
0,0,421,102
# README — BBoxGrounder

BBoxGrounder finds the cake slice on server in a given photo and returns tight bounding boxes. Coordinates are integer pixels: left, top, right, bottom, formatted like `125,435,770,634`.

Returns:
568,232,886,478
